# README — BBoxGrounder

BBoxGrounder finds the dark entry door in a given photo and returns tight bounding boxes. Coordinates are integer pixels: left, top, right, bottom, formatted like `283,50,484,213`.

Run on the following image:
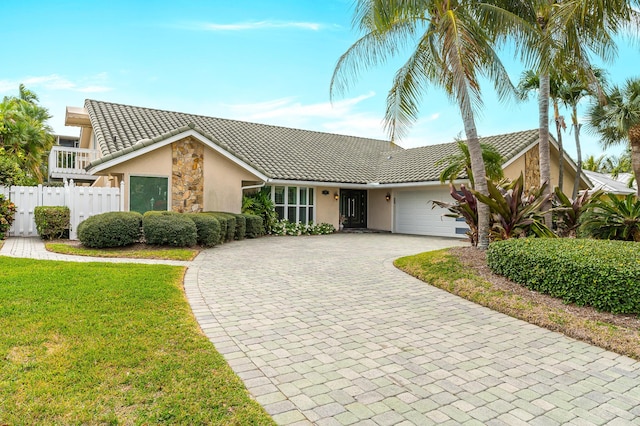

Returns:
340,189,367,228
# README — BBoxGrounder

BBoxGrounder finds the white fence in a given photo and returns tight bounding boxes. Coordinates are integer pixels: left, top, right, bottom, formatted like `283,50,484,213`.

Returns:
1,180,124,240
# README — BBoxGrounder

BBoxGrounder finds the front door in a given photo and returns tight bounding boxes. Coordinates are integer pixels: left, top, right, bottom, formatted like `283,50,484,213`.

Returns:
340,189,367,228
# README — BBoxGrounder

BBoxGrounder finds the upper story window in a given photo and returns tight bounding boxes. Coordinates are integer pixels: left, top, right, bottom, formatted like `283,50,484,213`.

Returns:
270,186,315,224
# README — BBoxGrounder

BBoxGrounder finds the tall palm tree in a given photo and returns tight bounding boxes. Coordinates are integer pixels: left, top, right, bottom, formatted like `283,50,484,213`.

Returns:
517,69,567,191
588,78,640,196
582,154,607,172
557,67,607,198
495,0,636,220
436,140,504,188
331,0,516,249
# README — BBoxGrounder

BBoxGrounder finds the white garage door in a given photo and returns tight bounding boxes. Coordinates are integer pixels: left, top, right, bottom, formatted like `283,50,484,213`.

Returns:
394,188,468,238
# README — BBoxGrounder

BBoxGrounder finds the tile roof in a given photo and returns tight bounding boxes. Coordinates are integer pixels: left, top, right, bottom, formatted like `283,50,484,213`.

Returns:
84,99,542,185
85,99,402,184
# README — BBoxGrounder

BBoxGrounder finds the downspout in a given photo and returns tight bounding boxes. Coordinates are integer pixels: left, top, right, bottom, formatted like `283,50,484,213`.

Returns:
241,182,267,191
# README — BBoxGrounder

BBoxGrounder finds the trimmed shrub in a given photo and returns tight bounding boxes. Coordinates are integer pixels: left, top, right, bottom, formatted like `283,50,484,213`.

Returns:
186,213,220,247
0,195,17,240
34,206,70,240
206,212,236,242
244,214,264,238
272,220,336,236
230,213,246,240
487,238,640,314
143,211,197,247
77,211,143,248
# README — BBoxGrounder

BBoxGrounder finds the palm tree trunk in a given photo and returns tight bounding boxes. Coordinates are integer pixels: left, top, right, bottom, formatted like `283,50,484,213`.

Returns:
572,108,582,199
461,112,490,249
539,73,552,224
553,101,564,191
629,125,640,197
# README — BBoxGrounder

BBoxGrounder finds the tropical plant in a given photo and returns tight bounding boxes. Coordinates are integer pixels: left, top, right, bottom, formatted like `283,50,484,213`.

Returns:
331,0,520,249
432,183,479,247
436,140,504,188
242,187,277,233
580,193,640,242
589,78,640,196
552,187,603,237
557,67,607,198
473,174,554,241
0,85,55,182
517,69,567,191
0,194,17,239
0,150,30,186
494,0,635,220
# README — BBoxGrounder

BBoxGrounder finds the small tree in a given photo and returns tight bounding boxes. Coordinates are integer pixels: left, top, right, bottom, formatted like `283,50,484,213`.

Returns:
436,140,504,189
242,187,277,233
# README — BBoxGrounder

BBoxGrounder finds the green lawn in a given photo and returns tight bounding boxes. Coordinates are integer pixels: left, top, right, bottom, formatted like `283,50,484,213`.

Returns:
45,242,198,261
0,257,274,425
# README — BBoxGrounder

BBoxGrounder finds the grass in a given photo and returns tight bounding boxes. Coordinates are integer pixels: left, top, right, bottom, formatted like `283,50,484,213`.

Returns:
45,241,198,261
395,248,640,361
0,257,275,425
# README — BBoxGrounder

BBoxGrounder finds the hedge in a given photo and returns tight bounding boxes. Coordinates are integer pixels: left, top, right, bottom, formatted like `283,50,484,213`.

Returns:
487,238,640,314
230,213,246,240
34,206,70,240
244,214,264,238
206,212,236,242
77,211,143,248
186,213,220,247
143,211,197,247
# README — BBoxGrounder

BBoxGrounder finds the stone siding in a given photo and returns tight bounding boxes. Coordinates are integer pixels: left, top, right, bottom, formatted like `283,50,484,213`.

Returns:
525,146,540,190
172,138,204,213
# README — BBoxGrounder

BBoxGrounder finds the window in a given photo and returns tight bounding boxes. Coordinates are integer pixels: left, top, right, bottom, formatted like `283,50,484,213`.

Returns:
270,185,315,224
130,176,168,214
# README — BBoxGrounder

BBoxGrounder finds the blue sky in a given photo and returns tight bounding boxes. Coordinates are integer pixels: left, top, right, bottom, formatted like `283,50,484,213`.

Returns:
2,1,637,159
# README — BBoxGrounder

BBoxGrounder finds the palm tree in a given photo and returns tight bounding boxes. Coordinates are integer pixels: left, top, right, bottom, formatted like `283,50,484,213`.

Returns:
331,0,516,249
495,0,636,220
436,140,504,188
0,86,54,183
588,78,640,196
582,154,607,172
557,67,607,198
517,69,567,191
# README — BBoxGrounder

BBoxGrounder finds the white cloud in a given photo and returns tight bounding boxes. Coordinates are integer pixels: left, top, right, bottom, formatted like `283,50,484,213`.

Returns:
191,20,322,31
0,74,112,95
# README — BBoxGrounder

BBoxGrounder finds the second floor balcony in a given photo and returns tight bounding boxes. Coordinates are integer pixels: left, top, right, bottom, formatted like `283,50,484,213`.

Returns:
48,146,100,181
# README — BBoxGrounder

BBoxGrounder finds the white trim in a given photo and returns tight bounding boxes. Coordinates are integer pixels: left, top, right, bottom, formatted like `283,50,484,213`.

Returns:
266,179,466,189
90,129,269,181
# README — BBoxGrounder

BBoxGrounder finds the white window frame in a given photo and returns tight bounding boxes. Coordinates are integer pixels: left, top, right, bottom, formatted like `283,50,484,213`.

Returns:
270,185,315,224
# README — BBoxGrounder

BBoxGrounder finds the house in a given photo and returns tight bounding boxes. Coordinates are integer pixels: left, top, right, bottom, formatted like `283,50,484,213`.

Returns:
52,99,591,238
581,170,636,196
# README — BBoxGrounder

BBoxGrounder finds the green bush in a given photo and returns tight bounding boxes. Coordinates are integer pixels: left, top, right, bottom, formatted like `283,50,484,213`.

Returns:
77,211,142,248
143,211,197,247
186,213,220,247
244,214,264,238
34,206,70,240
579,193,640,241
206,212,236,242
230,213,246,240
487,238,640,314
271,220,336,236
0,195,17,239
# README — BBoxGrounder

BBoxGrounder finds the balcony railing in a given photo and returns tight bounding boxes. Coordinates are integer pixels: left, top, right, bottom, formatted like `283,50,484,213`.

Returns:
48,146,100,180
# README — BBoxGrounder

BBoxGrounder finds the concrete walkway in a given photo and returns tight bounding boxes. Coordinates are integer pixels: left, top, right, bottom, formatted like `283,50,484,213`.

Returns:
3,234,640,425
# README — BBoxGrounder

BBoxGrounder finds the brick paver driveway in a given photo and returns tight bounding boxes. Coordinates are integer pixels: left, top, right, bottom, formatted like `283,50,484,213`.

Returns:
185,234,640,425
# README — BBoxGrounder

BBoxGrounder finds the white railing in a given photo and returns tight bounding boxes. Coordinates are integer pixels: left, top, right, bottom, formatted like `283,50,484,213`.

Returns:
48,146,99,178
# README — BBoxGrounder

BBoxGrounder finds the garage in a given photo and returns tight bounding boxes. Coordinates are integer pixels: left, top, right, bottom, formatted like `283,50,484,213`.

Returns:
393,187,468,238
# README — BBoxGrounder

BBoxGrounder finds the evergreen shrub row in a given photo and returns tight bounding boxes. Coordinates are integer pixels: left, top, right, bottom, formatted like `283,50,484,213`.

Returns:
487,238,640,314
77,210,266,248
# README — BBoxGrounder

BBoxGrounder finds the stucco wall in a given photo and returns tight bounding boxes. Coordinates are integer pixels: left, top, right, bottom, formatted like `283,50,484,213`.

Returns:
503,143,586,198
99,144,173,210
368,188,392,231
315,187,340,228
98,140,262,213
202,147,261,213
